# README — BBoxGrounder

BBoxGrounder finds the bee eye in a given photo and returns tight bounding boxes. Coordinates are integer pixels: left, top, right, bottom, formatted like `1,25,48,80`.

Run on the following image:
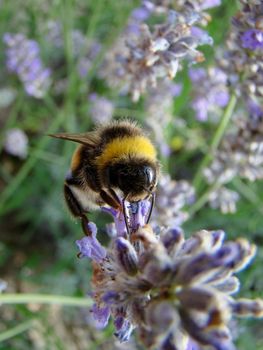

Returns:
143,166,155,186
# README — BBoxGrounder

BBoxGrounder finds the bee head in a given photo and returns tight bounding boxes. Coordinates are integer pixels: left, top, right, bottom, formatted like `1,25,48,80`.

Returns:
105,159,158,200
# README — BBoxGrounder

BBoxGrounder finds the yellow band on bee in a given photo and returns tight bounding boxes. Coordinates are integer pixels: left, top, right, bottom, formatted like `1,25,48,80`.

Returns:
96,136,156,167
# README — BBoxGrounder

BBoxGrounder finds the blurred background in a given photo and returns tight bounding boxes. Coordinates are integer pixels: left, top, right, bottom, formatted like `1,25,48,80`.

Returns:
0,0,262,349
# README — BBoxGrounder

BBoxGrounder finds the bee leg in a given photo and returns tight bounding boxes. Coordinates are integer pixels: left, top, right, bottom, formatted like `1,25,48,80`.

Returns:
108,188,122,209
64,184,92,236
100,189,122,210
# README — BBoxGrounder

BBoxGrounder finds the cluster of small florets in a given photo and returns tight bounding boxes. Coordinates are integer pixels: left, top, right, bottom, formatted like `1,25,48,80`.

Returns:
3,33,51,98
205,112,263,184
145,80,182,156
151,174,195,228
217,0,263,106
102,0,217,101
139,0,221,24
88,93,114,124
76,200,263,350
204,111,263,213
45,20,101,79
188,67,229,122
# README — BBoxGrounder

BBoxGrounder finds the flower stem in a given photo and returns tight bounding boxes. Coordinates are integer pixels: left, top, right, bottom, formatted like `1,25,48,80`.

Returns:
0,99,63,216
233,178,263,215
188,181,221,218
0,293,92,307
0,320,34,343
192,94,237,192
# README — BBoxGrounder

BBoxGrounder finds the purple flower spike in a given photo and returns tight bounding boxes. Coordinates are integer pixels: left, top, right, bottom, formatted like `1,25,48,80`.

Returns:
75,222,106,262
241,29,263,50
3,33,51,98
91,303,111,329
189,67,229,122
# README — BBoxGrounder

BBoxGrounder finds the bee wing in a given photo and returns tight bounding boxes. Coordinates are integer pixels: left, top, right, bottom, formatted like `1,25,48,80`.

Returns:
49,132,99,147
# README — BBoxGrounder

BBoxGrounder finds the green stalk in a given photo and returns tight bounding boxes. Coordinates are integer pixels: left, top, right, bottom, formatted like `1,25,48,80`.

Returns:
0,320,34,343
0,104,64,216
233,178,263,215
192,94,237,191
188,181,221,218
0,293,92,307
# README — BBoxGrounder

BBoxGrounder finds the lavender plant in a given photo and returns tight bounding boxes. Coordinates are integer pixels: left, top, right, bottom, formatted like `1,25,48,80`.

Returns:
1,1,263,349
188,67,229,122
3,33,51,98
76,200,263,350
217,0,263,106
195,0,263,213
101,0,219,101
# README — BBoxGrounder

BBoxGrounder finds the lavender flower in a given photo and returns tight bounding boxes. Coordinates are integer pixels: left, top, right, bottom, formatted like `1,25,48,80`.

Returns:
3,33,51,98
241,29,263,50
45,21,101,79
204,112,263,185
102,2,214,101
4,128,28,159
151,174,195,228
89,94,114,124
189,67,229,121
208,187,240,214
145,79,182,157
76,198,263,349
76,222,106,262
142,0,221,20
217,1,263,106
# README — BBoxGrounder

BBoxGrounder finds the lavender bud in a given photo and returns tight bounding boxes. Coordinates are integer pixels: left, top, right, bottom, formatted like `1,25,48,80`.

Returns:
146,301,178,333
241,29,263,50
114,316,134,343
115,238,138,276
177,287,230,324
91,303,111,329
211,276,240,295
75,222,107,262
161,227,184,255
230,298,263,317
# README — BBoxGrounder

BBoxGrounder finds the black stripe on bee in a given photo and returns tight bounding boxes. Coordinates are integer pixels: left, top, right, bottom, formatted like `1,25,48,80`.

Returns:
65,170,83,186
64,183,84,218
100,123,141,144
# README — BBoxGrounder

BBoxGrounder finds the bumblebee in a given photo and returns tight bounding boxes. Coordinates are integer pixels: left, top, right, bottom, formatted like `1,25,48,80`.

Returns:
50,120,160,235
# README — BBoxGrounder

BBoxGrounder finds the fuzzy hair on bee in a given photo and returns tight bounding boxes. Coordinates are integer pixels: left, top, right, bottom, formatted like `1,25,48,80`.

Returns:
50,120,160,235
